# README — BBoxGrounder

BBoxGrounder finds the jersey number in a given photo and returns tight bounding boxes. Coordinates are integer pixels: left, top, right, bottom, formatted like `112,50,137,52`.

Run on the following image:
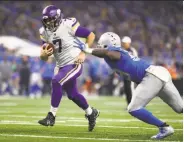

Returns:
128,52,140,61
53,39,62,53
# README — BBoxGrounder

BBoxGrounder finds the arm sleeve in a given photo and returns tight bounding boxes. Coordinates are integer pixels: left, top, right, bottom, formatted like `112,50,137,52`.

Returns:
75,26,91,38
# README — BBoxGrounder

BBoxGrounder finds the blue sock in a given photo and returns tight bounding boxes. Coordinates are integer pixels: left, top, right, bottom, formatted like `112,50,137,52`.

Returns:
129,108,164,127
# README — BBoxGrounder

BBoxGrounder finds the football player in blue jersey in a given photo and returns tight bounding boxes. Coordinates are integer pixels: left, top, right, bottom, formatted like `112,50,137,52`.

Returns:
74,32,183,140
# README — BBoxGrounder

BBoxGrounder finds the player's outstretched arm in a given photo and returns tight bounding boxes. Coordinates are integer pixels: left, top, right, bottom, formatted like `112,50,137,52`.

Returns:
74,39,121,60
92,49,121,60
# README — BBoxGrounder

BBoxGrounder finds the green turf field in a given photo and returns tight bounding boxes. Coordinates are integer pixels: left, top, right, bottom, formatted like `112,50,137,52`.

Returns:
0,95,183,142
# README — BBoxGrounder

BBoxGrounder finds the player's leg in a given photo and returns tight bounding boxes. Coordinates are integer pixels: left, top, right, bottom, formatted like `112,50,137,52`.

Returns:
64,79,88,109
63,64,100,131
38,64,99,128
158,80,183,113
38,68,62,126
61,64,89,111
128,73,175,139
64,79,100,131
128,73,165,127
151,79,182,139
124,79,132,105
131,81,137,92
38,65,75,126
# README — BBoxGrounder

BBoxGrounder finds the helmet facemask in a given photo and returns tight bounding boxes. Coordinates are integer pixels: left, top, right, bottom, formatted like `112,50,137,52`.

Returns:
42,16,60,32
97,43,108,48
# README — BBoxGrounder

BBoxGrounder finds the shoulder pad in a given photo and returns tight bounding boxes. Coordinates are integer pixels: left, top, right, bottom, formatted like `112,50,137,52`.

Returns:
62,17,80,28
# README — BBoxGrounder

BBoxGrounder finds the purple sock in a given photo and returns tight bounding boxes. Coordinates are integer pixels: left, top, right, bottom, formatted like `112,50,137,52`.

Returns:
51,79,62,108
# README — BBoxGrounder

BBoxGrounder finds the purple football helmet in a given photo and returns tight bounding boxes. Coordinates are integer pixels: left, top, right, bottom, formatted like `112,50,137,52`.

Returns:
42,5,63,32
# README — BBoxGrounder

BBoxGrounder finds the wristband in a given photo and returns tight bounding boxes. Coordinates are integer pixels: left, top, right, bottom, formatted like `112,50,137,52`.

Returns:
85,44,93,54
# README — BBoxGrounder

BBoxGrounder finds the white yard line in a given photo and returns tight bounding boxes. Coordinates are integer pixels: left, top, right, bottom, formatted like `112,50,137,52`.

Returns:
63,124,183,131
0,111,11,113
0,103,17,106
0,115,182,123
0,110,181,117
0,121,182,131
64,118,183,123
0,120,65,124
0,134,181,142
0,121,37,125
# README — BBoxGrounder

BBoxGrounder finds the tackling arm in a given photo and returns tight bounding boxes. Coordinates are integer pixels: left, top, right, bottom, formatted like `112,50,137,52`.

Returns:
92,49,121,60
74,38,121,60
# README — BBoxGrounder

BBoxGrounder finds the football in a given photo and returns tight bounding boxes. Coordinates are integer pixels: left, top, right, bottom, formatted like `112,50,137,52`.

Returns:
42,43,54,56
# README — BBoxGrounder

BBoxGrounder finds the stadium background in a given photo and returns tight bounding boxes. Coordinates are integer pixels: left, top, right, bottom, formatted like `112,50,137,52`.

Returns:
0,1,182,97
0,1,183,142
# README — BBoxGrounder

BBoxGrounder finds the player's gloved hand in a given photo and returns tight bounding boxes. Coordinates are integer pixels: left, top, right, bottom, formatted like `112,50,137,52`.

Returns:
74,51,86,64
73,38,93,54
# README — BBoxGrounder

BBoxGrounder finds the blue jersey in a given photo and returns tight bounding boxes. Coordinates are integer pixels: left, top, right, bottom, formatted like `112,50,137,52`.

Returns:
104,46,151,83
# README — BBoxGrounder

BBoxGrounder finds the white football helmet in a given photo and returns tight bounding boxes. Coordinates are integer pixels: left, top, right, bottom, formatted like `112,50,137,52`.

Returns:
97,32,121,48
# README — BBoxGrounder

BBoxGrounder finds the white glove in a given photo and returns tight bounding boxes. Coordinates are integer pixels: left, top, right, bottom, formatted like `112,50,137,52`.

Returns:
73,38,93,54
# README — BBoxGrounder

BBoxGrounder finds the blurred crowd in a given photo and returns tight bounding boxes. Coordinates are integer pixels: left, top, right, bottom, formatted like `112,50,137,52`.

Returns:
0,44,55,97
0,44,113,97
0,1,182,97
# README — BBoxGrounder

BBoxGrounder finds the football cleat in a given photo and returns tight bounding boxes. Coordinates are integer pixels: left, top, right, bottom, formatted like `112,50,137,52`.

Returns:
38,112,55,126
151,125,174,139
85,107,100,132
